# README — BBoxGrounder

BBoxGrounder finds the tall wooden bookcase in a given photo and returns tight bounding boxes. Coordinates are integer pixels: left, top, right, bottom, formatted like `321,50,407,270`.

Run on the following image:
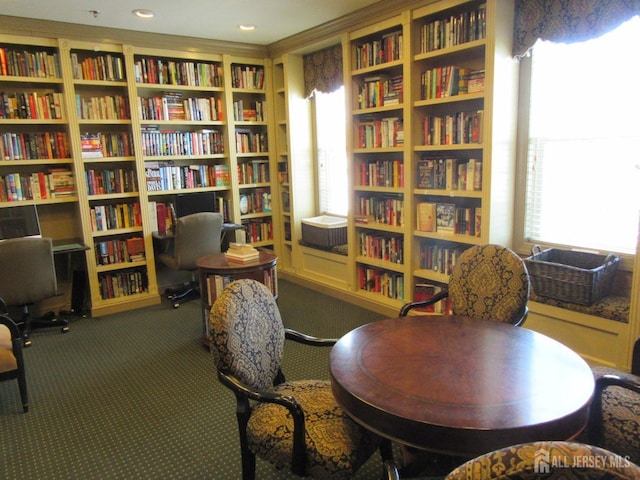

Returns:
271,54,314,273
342,0,518,313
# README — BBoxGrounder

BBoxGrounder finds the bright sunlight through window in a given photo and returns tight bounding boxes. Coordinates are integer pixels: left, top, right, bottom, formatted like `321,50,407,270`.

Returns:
314,87,348,217
525,16,640,254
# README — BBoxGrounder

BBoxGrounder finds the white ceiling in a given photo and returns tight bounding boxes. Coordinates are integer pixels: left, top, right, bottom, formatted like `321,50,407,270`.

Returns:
0,0,384,46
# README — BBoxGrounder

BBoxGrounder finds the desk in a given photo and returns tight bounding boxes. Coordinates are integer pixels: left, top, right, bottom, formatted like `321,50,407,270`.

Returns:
196,250,277,345
330,316,594,458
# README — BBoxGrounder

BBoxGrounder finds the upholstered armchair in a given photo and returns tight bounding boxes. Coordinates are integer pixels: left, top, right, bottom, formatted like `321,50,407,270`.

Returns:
399,244,530,326
208,279,387,480
588,338,640,465
0,302,28,413
445,441,640,479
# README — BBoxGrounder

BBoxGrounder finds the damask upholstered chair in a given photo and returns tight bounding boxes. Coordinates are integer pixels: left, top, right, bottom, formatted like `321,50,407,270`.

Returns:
445,441,640,479
0,305,28,413
208,279,386,480
588,338,640,465
400,243,530,326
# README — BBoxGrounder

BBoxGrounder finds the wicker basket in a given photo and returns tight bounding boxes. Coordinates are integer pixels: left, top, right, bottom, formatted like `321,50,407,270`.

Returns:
524,245,620,306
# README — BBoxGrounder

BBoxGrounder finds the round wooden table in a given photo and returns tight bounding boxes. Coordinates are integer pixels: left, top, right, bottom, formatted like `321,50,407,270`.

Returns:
330,316,594,457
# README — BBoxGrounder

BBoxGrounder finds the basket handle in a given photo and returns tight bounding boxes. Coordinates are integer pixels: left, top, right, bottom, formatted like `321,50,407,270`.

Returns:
531,244,542,255
604,253,618,263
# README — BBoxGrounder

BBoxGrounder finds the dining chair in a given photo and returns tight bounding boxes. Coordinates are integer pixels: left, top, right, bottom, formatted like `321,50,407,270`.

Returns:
587,337,640,465
0,306,28,412
444,441,640,479
208,279,388,480
400,243,530,326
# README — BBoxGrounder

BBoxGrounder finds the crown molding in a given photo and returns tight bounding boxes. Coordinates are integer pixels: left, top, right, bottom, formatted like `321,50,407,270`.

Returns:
0,15,268,57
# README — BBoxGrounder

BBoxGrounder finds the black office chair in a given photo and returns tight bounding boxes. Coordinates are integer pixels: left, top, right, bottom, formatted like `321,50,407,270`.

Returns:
0,237,69,347
157,211,223,308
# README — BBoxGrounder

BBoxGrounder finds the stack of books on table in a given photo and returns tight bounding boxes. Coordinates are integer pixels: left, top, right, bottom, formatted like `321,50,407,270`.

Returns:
225,242,259,263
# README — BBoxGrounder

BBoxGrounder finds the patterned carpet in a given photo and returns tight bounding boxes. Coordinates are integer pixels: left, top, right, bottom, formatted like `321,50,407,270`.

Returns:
0,279,392,479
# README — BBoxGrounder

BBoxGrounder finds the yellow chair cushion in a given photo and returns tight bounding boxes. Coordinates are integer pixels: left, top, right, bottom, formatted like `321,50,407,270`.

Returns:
0,324,17,373
247,379,379,479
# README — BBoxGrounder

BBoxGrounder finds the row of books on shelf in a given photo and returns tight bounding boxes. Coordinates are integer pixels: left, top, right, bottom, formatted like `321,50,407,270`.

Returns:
357,265,404,300
0,47,60,78
86,168,138,196
357,158,404,188
357,116,404,149
71,52,125,82
354,29,403,70
148,201,175,235
355,194,404,227
0,91,65,120
418,243,467,275
145,162,230,191
417,156,482,191
416,202,481,237
239,190,271,214
238,159,270,184
419,3,487,53
357,74,403,109
95,237,145,266
81,132,133,159
137,93,224,122
420,67,485,100
277,162,288,184
98,269,148,299
230,65,265,90
413,283,452,314
358,231,403,264
75,94,130,120
89,201,143,232
140,127,224,156
204,268,277,306
233,100,265,122
0,168,75,201
133,57,223,87
224,242,259,263
422,110,483,146
1,131,70,160
235,130,268,154
241,218,273,243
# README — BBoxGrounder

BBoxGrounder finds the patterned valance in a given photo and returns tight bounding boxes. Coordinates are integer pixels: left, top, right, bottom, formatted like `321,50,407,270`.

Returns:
303,44,343,98
513,0,640,57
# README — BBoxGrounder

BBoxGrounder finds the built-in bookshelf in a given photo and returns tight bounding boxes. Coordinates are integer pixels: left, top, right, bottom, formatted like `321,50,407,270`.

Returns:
347,13,409,308
228,58,274,247
133,48,231,224
64,41,158,311
407,0,517,311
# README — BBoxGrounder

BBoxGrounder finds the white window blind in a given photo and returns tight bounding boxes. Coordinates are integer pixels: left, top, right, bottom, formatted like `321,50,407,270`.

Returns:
314,87,348,217
524,17,640,254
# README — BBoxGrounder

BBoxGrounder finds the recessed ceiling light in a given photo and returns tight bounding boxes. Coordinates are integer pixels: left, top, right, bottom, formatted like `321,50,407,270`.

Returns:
239,24,256,31
132,9,155,19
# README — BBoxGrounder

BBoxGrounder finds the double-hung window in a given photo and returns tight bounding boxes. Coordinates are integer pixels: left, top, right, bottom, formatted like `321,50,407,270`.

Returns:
516,16,640,257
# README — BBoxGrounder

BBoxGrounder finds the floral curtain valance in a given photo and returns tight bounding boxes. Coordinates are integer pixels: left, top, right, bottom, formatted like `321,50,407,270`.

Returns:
303,43,343,98
513,0,640,57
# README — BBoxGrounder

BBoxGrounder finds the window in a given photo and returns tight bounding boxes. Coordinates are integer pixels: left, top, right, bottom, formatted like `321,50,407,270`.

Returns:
313,86,348,217
518,16,640,255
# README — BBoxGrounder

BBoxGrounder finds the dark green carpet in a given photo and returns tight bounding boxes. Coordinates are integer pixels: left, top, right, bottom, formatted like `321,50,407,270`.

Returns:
0,279,391,479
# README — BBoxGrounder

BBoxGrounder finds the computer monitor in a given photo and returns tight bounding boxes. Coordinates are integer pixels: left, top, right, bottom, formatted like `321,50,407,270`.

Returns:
0,204,42,240
175,191,217,218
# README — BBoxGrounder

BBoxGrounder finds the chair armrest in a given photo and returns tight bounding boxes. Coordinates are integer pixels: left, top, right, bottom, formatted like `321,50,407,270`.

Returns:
285,328,337,346
0,297,7,314
0,313,20,338
217,368,307,475
588,370,640,445
399,289,449,317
